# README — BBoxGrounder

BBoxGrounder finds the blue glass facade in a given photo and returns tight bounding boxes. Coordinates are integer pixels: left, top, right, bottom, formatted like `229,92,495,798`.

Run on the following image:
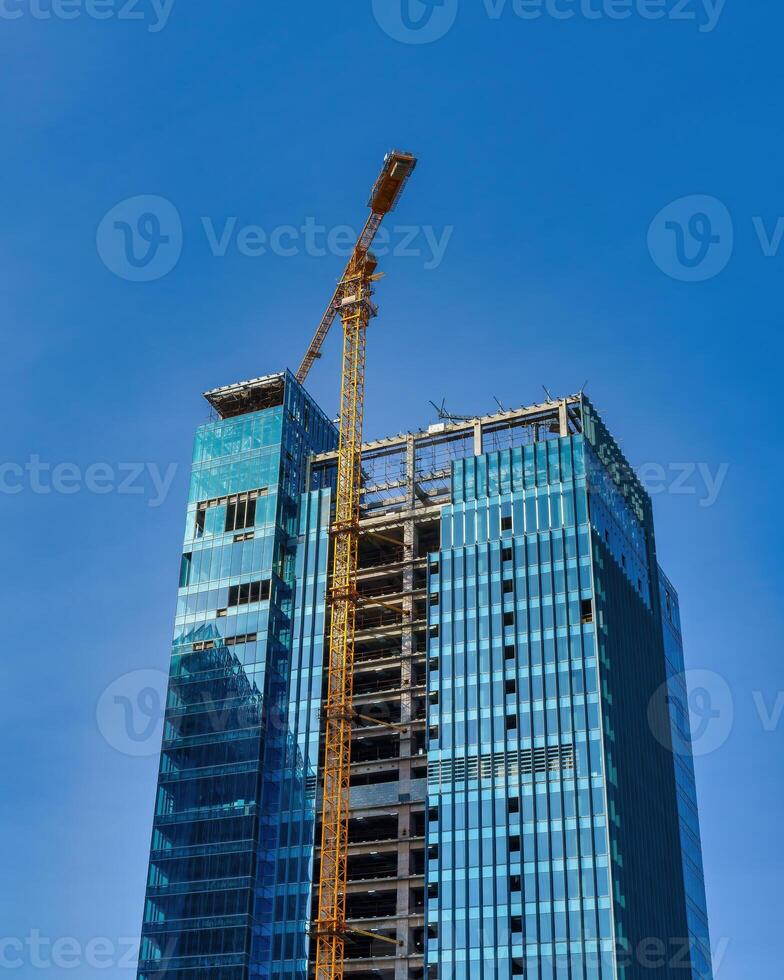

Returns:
658,570,713,980
582,401,699,980
425,402,714,980
272,487,333,977
138,390,712,980
427,437,613,980
137,372,336,980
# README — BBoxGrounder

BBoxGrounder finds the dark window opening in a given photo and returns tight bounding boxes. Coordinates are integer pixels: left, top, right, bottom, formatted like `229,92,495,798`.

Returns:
225,632,257,646
580,599,593,624
503,579,514,594
505,678,517,696
510,874,522,893
179,553,192,588
501,515,513,533
511,917,523,935
225,495,257,533
228,579,270,607
512,956,524,975
510,834,520,852
429,593,439,607
508,796,520,814
502,546,513,562
430,560,439,575
429,657,439,673
506,714,518,732
505,644,516,661
350,768,399,788
429,625,439,639
503,611,515,627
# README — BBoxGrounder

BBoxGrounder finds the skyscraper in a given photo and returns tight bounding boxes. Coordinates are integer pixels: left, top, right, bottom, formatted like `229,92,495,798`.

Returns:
137,372,337,980
137,380,713,980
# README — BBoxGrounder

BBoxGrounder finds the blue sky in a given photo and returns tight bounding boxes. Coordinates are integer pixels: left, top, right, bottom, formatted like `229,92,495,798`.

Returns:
1,1,781,976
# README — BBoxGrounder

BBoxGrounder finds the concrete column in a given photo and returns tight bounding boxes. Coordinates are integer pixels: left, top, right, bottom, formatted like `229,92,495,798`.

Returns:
559,399,569,437
395,804,412,979
396,437,418,980
398,514,415,806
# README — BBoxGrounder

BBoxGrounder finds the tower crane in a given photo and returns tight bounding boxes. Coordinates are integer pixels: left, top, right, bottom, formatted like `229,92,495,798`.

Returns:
296,150,417,980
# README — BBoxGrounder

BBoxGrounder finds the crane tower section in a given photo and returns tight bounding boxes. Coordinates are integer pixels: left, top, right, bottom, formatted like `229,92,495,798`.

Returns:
311,151,417,980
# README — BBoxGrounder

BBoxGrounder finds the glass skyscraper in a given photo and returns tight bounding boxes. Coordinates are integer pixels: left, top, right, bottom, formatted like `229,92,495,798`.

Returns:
137,372,337,980
137,383,713,980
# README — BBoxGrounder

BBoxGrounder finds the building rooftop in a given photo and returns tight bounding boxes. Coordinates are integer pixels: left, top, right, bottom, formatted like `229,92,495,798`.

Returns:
203,372,286,418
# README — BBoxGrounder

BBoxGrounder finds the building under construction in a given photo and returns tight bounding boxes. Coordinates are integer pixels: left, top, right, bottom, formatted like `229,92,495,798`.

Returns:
136,155,714,980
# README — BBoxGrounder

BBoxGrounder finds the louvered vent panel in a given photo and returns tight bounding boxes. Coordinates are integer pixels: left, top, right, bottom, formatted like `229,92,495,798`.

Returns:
428,744,575,790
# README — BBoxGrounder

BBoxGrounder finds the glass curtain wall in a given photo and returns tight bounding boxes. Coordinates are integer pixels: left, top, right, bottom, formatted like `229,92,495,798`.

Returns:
137,373,335,980
426,437,613,980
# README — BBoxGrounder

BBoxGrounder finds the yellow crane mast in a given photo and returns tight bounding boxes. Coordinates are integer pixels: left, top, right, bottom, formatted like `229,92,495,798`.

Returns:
296,150,417,980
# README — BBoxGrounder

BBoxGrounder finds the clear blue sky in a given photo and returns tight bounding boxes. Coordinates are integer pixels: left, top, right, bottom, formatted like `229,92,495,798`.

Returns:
2,2,781,976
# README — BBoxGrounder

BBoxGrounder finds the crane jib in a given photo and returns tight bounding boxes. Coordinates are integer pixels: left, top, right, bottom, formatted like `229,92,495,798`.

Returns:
295,151,417,386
